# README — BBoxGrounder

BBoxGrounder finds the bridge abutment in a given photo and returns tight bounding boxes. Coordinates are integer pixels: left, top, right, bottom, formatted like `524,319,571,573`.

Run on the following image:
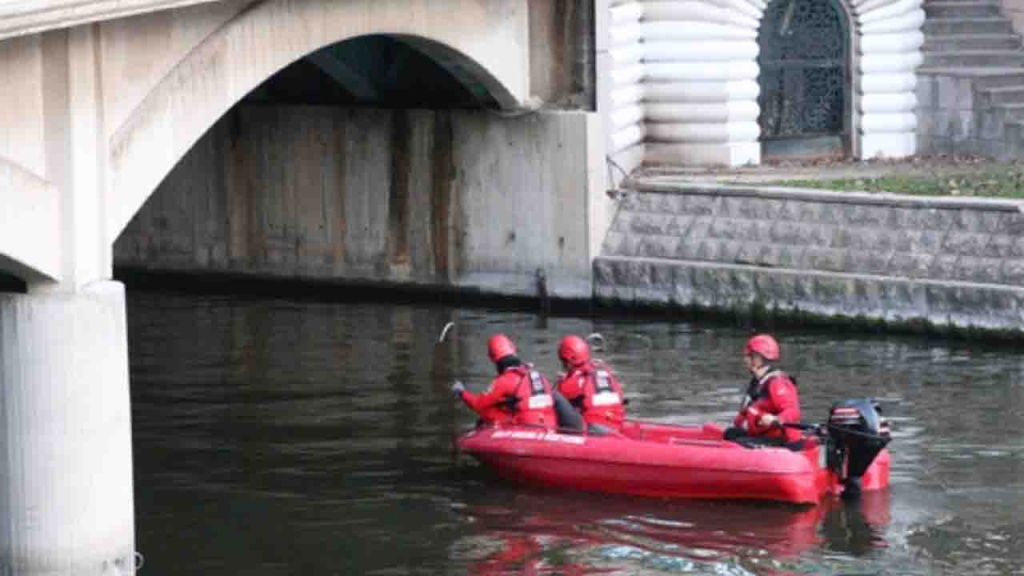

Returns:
114,106,608,301
0,281,135,575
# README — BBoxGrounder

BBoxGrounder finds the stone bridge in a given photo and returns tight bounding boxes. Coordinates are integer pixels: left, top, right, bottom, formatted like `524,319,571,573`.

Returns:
0,1,601,573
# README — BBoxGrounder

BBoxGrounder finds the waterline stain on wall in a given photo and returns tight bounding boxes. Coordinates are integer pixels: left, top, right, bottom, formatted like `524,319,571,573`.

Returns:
115,105,595,298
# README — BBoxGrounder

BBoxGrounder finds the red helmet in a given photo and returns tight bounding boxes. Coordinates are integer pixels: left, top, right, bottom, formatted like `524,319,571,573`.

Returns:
744,334,780,361
487,334,517,363
558,335,591,367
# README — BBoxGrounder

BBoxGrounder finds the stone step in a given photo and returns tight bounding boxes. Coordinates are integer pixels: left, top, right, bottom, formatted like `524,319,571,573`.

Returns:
917,66,1024,84
973,70,1024,89
995,102,1024,119
981,84,1024,105
924,34,1022,52
923,17,1015,35
924,49,1024,68
925,1,1002,18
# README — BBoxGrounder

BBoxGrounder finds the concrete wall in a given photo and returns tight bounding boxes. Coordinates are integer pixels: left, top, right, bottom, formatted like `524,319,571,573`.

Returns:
529,0,595,108
0,34,45,176
0,0,223,41
0,0,248,180
597,184,1024,333
98,0,249,141
114,105,600,299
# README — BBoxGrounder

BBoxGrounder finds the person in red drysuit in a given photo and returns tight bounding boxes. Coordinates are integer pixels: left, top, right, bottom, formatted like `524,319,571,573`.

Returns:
452,334,557,428
555,335,626,431
725,334,802,445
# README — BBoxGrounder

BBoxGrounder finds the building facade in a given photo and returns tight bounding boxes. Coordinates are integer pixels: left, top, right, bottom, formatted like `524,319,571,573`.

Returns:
603,0,925,169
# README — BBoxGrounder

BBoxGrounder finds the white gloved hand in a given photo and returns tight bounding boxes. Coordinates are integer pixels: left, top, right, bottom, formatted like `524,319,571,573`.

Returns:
451,380,466,399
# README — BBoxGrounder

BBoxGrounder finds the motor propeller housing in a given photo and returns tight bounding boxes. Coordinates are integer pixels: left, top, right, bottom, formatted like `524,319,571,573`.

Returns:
826,398,891,498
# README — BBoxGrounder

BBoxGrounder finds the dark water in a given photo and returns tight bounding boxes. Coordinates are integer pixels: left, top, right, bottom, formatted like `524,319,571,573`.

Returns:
129,292,1024,575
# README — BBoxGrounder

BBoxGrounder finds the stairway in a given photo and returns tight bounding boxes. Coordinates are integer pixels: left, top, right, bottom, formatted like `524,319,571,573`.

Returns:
919,0,1024,156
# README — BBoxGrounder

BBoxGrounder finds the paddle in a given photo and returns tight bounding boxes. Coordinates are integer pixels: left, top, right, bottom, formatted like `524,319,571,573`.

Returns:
435,320,464,462
438,321,455,344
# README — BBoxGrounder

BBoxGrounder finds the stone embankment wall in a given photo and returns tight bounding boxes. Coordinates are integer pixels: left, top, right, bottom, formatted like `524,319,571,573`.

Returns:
596,183,1024,333
114,105,603,299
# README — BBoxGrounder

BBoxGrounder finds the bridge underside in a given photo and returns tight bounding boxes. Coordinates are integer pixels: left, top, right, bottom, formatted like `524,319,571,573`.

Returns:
0,0,596,286
113,25,604,300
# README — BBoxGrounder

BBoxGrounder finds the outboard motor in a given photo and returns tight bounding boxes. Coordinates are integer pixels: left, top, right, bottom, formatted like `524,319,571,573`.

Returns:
826,399,891,499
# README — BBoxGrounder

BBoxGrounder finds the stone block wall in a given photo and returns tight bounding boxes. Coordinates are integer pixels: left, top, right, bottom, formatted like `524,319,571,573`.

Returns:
596,184,1024,332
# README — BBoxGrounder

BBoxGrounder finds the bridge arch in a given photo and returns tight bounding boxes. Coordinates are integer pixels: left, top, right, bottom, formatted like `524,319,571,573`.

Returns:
107,0,529,240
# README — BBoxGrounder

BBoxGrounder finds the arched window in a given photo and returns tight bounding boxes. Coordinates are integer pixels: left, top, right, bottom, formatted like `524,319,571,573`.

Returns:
757,0,850,158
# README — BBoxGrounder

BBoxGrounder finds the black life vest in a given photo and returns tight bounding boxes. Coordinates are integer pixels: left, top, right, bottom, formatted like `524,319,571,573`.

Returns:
505,365,554,412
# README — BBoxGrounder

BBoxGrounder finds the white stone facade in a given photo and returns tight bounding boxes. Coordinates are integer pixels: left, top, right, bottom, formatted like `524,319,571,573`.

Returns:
606,0,925,167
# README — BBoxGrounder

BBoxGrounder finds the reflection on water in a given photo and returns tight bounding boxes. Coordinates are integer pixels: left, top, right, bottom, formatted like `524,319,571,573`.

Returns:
129,292,1024,575
452,486,892,576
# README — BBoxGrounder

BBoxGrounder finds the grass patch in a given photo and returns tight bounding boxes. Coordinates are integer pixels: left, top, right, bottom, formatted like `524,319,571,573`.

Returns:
766,169,1024,198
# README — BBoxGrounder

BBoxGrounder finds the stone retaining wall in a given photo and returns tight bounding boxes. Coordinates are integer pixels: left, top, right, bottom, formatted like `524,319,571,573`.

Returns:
595,183,1024,333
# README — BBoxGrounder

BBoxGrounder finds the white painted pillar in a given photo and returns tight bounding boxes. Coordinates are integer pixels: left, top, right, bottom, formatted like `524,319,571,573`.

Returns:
41,25,112,290
0,24,134,575
855,0,925,159
0,281,135,575
639,0,763,167
607,0,646,174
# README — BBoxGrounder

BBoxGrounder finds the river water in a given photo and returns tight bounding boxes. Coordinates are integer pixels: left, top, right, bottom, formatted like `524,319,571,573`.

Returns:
128,291,1024,575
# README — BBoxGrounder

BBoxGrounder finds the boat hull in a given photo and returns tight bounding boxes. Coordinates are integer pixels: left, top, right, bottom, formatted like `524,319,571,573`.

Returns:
457,421,890,505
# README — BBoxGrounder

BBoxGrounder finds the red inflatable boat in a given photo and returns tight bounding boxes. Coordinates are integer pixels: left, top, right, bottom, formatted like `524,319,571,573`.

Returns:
458,399,891,505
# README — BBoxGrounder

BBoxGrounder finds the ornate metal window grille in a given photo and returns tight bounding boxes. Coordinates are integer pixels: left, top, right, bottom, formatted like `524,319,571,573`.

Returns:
757,0,848,140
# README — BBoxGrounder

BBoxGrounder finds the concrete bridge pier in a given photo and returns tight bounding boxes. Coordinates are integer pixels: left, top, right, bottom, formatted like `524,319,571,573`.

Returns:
0,282,135,575
1,21,135,575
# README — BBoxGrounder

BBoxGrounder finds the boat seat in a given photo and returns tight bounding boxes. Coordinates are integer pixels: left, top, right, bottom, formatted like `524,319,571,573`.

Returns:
724,426,802,448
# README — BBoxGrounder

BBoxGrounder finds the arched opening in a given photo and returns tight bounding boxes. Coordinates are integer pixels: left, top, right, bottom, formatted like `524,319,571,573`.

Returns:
114,33,498,286
757,0,851,160
0,253,34,293
244,34,501,109
106,10,529,242
0,268,27,293
113,29,594,299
